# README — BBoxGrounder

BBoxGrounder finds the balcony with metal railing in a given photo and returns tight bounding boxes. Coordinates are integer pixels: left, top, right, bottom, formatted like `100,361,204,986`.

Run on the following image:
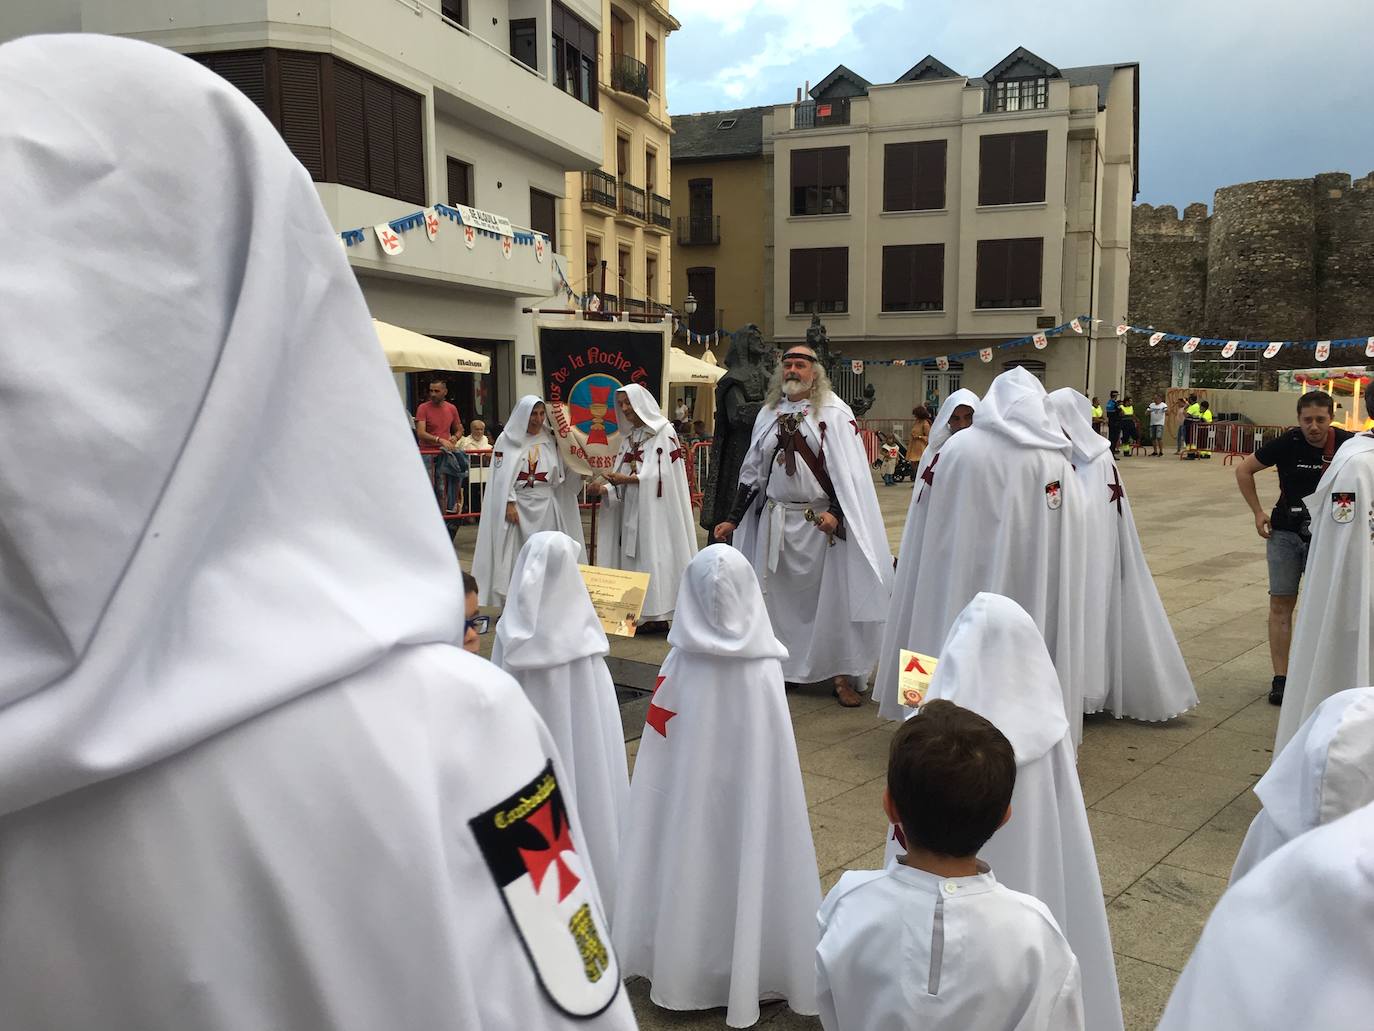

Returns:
791,97,851,129
582,169,617,212
610,52,650,102
676,215,720,246
617,179,646,223
648,192,671,233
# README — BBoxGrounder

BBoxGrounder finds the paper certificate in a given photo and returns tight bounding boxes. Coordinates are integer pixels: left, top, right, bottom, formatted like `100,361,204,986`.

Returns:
578,564,651,637
897,650,939,707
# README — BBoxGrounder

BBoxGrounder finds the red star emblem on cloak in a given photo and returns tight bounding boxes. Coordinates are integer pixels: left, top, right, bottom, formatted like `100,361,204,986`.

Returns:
849,419,859,435
1108,467,1125,516
517,801,581,902
916,451,940,502
645,675,677,738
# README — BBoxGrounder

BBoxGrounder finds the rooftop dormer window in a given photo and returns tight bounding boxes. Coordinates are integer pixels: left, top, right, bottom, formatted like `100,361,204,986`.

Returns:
991,76,1047,112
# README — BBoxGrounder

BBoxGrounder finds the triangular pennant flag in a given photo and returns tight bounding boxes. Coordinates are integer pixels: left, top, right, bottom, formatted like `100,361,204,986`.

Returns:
588,294,601,313
893,358,906,366
1070,318,1083,334
935,355,950,371
1182,337,1200,353
1315,340,1331,362
1149,332,1165,347
424,208,440,241
535,235,546,263
463,225,476,250
1032,332,1048,350
374,223,404,255
1116,323,1129,336
1221,340,1238,358
501,236,513,260
1366,337,1374,358
979,347,993,363
851,359,864,374
1263,341,1283,358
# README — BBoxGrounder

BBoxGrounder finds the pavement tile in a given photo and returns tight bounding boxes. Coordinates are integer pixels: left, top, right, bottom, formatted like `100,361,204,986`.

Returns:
1107,864,1229,971
1093,765,1256,832
798,728,893,786
820,844,887,894
1159,726,1274,780
1163,799,1258,880
1180,634,1264,665
1087,810,1192,899
808,778,890,841
1115,954,1182,1031
790,702,885,745
801,771,857,807
1076,754,1143,807
1217,695,1282,738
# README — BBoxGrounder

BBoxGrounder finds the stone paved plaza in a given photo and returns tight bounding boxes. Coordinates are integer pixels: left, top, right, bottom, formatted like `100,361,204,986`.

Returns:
460,451,1276,1031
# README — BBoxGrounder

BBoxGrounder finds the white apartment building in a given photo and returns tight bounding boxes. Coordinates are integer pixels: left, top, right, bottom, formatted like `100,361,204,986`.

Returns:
3,0,607,424
767,48,1138,417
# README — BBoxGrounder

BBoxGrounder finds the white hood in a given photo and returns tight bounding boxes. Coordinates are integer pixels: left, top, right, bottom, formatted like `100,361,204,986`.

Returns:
667,545,788,660
974,367,1074,455
0,35,463,816
1047,388,1111,465
497,395,552,451
616,382,670,434
492,531,608,670
927,388,981,457
925,593,1069,764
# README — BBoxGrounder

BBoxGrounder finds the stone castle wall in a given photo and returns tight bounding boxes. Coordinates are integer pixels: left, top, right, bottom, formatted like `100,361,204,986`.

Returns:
1126,171,1374,399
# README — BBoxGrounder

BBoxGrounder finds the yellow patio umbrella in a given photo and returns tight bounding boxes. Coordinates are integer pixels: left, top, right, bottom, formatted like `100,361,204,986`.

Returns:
373,319,490,374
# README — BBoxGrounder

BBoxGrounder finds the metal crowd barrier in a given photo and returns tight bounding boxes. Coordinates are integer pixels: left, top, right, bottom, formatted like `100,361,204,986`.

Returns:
1176,422,1288,462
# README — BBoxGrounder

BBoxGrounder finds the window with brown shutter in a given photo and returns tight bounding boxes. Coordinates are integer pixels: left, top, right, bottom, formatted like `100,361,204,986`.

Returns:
447,159,472,208
881,244,944,311
530,188,557,241
789,247,848,313
553,2,598,108
194,49,424,205
978,131,1047,205
686,267,716,335
882,141,946,212
791,147,849,216
975,238,1043,308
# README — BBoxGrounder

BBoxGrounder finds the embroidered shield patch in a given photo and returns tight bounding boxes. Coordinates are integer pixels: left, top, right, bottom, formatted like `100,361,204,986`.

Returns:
493,450,504,468
469,761,619,1018
1332,492,1355,523
1045,480,1062,510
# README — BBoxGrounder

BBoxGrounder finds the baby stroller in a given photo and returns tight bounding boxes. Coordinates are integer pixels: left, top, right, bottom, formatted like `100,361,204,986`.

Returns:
891,441,915,483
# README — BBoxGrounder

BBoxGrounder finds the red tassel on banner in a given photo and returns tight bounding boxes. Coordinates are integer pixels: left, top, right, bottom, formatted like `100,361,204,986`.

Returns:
657,448,663,498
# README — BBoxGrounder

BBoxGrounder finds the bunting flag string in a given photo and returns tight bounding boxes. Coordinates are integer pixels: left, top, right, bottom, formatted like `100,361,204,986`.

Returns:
1114,322,1374,363
339,203,548,254
821,316,1093,369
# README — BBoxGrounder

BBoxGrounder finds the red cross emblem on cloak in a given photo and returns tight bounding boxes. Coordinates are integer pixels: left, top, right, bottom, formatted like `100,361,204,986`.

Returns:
622,445,645,471
849,419,859,435
645,675,677,738
1108,467,1125,516
916,452,940,502
517,450,547,488
669,441,684,463
517,800,581,902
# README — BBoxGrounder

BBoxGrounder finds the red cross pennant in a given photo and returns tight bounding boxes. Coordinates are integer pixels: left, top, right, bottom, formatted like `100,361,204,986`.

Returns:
645,675,677,738
904,654,930,675
424,211,439,236
1108,467,1125,516
517,801,581,902
379,229,400,250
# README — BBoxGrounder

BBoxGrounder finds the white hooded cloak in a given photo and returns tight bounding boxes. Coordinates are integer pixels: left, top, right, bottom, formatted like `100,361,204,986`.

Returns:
492,531,630,919
884,595,1124,1031
0,35,633,1031
472,395,586,606
1047,388,1197,722
595,382,698,621
1275,432,1374,750
615,545,820,1027
731,389,894,684
1157,800,1374,1031
891,368,1089,743
1231,686,1374,882
876,387,980,720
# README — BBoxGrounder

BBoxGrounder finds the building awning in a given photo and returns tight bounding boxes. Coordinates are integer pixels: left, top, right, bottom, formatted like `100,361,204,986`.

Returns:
669,346,724,385
374,319,490,374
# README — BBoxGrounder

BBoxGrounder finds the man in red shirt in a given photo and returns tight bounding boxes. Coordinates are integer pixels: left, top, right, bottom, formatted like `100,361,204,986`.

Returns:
416,379,464,512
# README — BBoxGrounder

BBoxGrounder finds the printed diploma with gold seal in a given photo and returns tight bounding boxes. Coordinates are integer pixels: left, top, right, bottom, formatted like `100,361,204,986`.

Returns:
578,564,651,637
897,649,939,707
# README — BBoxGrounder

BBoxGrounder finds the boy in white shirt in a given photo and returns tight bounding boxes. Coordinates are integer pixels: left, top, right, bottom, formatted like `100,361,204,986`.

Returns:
1147,395,1169,456
816,700,1085,1031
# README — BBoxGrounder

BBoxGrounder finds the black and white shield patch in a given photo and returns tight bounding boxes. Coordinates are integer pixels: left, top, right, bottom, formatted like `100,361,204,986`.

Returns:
469,760,619,1017
492,449,504,468
1333,491,1356,523
1045,480,1062,510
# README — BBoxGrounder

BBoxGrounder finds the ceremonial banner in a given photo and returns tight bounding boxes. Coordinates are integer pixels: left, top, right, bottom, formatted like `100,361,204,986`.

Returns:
537,320,669,476
578,565,651,637
897,649,939,708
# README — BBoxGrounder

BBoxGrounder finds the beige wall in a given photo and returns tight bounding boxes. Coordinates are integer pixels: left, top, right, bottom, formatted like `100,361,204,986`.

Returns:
669,156,768,334
558,0,675,310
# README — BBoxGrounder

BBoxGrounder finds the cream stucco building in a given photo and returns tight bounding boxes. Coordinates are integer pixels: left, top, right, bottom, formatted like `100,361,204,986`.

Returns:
556,0,678,322
3,0,612,425
765,48,1138,417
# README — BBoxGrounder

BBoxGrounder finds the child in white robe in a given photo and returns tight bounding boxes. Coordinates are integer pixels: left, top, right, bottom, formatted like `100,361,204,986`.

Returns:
818,699,1085,1031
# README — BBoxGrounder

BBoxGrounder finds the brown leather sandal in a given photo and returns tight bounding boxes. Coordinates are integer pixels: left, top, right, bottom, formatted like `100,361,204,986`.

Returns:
833,676,863,707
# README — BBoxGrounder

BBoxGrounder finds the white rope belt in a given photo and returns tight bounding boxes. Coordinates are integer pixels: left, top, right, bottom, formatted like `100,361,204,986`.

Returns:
765,498,827,575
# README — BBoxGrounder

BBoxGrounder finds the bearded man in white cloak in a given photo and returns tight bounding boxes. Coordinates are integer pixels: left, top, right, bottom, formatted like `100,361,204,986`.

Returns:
0,34,632,1030
1275,382,1374,750
594,383,698,631
713,344,893,707
471,395,585,606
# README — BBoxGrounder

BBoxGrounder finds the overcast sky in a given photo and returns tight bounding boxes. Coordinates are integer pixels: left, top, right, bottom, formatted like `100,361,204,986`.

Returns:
665,0,1374,209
